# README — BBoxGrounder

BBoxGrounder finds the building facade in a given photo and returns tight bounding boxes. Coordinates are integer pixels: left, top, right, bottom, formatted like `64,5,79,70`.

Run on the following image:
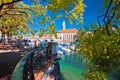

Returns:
57,21,78,43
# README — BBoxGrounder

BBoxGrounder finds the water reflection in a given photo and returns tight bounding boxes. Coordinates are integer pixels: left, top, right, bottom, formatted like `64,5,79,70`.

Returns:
60,51,86,69
59,51,87,80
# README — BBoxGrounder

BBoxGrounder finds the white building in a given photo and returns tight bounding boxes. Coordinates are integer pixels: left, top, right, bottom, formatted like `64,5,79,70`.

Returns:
57,21,78,43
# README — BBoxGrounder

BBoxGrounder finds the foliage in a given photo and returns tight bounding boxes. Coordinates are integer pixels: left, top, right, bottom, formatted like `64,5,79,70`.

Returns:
75,0,120,79
0,0,14,5
0,0,85,44
30,0,85,35
76,24,120,80
82,71,107,80
39,29,46,37
0,2,31,45
49,0,86,24
31,29,37,36
47,23,57,38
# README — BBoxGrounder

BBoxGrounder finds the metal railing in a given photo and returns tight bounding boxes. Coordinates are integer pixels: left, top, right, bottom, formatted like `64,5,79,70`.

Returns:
10,42,60,80
10,47,48,80
42,61,61,80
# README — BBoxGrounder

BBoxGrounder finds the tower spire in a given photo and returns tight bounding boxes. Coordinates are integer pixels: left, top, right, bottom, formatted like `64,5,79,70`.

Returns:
62,21,66,30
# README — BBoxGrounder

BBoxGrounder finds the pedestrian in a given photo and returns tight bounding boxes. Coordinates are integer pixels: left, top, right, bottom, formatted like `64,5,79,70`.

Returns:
34,40,37,49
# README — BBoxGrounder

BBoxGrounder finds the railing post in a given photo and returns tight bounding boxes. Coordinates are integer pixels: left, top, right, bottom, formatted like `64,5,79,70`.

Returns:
23,54,34,80
47,42,58,62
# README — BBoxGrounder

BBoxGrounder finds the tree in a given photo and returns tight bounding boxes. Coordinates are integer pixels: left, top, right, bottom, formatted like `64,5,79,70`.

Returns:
30,29,37,37
77,25,120,80
0,0,85,45
0,0,21,11
47,23,57,38
0,2,31,45
39,29,46,37
1,0,85,24
76,0,120,80
30,0,85,39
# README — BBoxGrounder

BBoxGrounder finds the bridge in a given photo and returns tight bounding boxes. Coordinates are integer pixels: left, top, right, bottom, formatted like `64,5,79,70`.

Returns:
10,42,61,80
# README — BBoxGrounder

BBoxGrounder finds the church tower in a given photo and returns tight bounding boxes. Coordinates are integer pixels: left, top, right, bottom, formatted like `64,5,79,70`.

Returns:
62,21,66,30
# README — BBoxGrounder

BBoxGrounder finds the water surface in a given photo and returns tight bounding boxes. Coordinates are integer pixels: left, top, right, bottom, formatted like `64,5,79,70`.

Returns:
59,53,87,80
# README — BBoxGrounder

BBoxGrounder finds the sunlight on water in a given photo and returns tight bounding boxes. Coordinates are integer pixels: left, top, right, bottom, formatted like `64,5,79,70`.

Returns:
59,53,87,80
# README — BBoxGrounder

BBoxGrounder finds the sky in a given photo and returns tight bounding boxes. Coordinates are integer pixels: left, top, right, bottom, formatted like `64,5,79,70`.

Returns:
54,0,105,31
83,0,104,27
23,0,105,32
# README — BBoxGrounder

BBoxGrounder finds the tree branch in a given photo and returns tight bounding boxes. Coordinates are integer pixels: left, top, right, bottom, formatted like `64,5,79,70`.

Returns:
0,11,27,18
0,7,33,18
0,0,22,11
97,14,105,28
103,0,113,36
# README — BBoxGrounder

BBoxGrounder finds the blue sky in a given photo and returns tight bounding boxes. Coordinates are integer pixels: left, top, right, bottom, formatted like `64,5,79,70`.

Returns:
83,0,104,29
55,0,104,31
23,0,105,32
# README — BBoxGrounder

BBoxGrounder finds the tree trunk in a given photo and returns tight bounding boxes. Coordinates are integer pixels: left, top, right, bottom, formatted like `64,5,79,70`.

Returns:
2,32,5,46
7,32,10,43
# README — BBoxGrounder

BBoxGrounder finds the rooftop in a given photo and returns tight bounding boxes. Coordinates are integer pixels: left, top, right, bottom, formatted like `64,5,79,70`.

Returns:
58,28,78,33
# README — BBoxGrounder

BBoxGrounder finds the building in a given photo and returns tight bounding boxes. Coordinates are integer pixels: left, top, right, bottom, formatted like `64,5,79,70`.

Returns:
57,21,78,43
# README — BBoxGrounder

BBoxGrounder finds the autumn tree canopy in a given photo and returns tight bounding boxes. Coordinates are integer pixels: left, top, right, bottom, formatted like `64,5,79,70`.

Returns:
0,0,85,45
76,0,120,80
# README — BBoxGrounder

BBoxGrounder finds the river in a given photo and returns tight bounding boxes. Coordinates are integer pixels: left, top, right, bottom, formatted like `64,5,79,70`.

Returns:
59,52,87,80
59,52,120,80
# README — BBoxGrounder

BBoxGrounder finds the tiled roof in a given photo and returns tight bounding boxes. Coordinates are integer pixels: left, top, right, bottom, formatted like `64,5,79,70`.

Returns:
58,28,78,33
